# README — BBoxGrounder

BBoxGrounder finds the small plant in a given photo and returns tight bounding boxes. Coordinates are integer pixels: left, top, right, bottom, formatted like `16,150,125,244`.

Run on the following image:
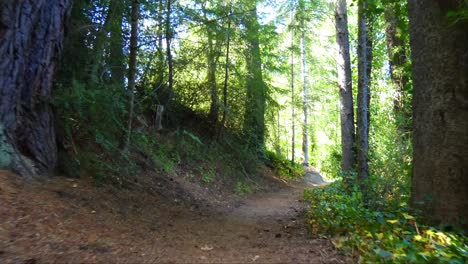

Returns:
234,180,253,195
201,168,216,184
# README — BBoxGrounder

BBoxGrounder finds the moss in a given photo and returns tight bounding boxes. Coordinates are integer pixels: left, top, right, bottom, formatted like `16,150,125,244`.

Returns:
0,124,13,169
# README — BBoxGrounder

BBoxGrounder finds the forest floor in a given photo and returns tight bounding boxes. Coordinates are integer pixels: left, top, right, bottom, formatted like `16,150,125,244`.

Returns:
0,170,347,263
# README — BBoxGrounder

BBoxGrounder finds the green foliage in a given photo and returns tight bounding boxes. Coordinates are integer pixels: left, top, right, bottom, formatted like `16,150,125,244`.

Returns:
266,151,304,180
304,182,468,263
234,180,253,195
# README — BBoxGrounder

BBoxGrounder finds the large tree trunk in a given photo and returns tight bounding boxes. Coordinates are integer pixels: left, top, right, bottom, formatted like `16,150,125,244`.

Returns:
356,0,373,197
0,0,72,177
334,0,355,172
243,3,265,152
408,0,468,228
384,1,409,126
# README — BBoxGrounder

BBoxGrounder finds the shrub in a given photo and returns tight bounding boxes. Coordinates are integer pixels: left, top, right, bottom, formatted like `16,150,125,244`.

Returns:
304,181,468,263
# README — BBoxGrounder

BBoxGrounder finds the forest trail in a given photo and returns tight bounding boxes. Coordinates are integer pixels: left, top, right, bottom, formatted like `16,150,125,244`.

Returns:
0,171,346,263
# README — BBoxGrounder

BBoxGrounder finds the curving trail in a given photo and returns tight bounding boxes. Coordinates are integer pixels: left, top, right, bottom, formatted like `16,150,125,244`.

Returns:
0,171,346,263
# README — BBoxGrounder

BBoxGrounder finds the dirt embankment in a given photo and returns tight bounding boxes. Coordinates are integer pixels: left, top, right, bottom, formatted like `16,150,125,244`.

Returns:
0,170,346,263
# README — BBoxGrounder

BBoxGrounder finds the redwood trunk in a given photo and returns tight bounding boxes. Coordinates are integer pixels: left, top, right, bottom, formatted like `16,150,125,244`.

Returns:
0,0,72,176
408,0,468,228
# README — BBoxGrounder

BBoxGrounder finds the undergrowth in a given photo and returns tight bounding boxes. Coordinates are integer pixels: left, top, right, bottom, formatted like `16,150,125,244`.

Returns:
304,181,468,263
265,151,304,180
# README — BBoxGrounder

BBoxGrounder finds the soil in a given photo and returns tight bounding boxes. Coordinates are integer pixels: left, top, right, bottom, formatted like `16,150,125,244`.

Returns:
0,170,347,263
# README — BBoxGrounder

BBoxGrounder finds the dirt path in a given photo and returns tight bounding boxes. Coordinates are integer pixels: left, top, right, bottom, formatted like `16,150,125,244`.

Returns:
0,171,346,263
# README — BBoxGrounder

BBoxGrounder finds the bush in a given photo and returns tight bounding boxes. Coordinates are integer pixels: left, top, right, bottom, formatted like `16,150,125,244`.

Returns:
265,151,304,180
304,181,468,263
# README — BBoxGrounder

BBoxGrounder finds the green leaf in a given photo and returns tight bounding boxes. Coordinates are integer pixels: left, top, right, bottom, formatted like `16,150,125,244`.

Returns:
375,248,393,259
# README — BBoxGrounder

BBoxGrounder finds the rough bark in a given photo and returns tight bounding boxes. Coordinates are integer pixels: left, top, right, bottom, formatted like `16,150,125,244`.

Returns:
0,0,72,177
356,0,373,196
301,29,309,167
243,3,265,151
408,0,468,228
125,0,140,150
334,0,355,172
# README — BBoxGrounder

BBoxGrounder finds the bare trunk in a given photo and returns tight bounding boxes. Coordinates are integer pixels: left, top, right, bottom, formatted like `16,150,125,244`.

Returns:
334,0,355,172
165,0,174,106
219,5,232,137
109,0,125,86
0,0,72,177
356,0,372,197
291,29,296,163
301,29,309,167
408,0,468,228
125,0,140,150
243,3,265,151
204,6,219,128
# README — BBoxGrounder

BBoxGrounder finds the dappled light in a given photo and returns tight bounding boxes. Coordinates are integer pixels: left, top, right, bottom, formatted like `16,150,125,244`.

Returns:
0,0,466,263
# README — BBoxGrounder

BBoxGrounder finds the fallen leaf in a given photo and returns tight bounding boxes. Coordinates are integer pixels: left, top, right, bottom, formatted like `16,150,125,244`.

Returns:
200,245,213,251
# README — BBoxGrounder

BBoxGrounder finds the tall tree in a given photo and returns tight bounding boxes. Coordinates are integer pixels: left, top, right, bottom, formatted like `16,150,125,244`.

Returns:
408,0,468,228
125,0,140,149
108,0,126,87
243,1,266,152
384,0,409,124
0,0,72,176
291,27,296,163
219,4,232,137
334,0,355,173
300,24,309,167
202,3,220,128
356,0,373,196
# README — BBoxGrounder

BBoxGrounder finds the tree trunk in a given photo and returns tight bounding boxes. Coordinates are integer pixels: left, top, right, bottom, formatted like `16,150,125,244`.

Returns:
109,0,125,87
0,0,72,177
384,1,409,125
204,5,219,129
334,0,355,172
301,29,309,167
165,0,174,106
291,28,296,163
243,3,265,152
219,5,232,137
125,0,140,150
408,0,468,228
356,0,372,196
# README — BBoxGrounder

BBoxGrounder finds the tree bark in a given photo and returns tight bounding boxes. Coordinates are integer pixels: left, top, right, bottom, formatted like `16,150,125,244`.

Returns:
0,0,72,177
408,0,468,228
125,0,140,150
334,0,355,172
356,0,372,196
